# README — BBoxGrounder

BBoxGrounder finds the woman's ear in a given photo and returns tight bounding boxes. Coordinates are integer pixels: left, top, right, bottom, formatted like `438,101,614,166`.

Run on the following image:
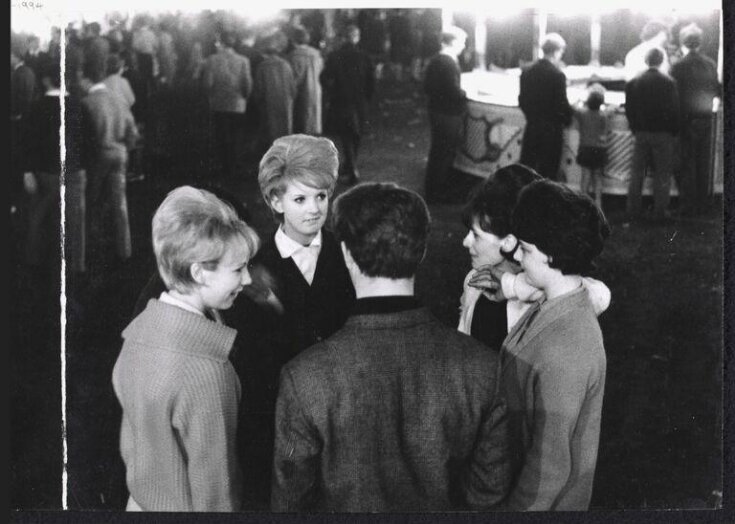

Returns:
501,234,518,253
190,262,206,286
270,194,284,214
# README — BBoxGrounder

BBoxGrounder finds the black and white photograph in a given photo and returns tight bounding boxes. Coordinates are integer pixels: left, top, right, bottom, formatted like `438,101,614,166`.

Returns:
9,0,730,520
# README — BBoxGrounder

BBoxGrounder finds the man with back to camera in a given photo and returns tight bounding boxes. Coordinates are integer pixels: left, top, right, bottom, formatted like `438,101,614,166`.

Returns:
625,46,679,221
624,20,671,81
423,26,468,204
271,182,511,511
518,33,573,181
670,23,720,217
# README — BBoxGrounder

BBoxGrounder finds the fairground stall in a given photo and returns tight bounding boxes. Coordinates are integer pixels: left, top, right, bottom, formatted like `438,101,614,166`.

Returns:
448,7,723,195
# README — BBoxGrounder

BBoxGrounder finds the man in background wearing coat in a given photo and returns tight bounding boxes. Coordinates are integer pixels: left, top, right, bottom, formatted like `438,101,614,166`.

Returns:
518,32,572,181
203,31,252,181
670,23,720,217
271,182,511,512
288,26,324,136
625,47,679,221
320,25,375,184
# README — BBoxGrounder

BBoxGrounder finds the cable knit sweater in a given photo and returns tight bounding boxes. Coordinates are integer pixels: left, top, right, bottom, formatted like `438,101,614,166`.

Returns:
112,299,243,511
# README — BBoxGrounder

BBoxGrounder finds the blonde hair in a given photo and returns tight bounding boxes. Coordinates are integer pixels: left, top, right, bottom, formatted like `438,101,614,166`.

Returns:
258,134,339,220
152,186,260,293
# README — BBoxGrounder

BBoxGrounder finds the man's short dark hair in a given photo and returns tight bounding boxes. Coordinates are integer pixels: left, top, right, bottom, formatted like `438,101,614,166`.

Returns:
332,183,430,279
512,180,610,276
220,30,236,49
291,25,310,46
106,53,124,75
462,163,542,238
645,47,665,67
87,22,101,36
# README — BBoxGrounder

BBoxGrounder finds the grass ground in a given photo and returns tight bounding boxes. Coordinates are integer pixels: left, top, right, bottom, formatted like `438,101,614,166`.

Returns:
10,76,724,511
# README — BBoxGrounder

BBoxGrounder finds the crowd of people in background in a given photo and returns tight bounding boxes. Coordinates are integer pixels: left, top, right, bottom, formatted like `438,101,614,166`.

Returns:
9,8,446,303
9,8,722,514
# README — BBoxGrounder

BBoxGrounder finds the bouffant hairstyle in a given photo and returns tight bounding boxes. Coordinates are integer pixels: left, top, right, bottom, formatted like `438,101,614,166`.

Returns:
512,180,610,276
462,164,542,238
541,33,566,55
258,134,339,221
332,183,431,279
152,186,260,294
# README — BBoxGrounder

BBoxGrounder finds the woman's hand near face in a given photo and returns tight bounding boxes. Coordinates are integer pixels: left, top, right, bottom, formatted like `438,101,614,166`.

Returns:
468,264,507,302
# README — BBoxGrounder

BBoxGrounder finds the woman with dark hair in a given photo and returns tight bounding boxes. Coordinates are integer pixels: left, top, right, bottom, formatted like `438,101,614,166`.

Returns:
457,164,610,352
501,179,611,510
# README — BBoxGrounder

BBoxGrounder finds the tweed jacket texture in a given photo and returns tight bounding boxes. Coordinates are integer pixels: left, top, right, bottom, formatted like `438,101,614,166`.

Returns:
272,306,512,511
112,299,243,511
500,286,606,511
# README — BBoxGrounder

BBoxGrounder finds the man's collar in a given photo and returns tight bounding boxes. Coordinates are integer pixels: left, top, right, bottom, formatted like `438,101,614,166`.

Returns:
274,227,322,258
352,295,420,316
88,83,107,93
13,61,24,71
45,89,62,97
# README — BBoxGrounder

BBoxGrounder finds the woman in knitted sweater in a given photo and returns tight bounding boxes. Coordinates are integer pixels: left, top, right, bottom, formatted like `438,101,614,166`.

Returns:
112,186,259,511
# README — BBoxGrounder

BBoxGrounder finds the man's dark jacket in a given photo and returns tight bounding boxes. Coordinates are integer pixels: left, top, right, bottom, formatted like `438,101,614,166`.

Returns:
518,58,572,126
271,301,511,511
670,50,720,121
625,68,680,134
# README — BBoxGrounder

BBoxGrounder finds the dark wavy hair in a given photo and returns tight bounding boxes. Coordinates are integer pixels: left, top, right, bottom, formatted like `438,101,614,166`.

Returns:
512,180,610,275
462,163,542,238
332,183,430,279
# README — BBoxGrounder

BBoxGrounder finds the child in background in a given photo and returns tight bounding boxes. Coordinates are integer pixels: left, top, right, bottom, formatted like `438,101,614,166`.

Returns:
573,84,610,207
458,164,611,352
112,186,260,511
501,179,610,510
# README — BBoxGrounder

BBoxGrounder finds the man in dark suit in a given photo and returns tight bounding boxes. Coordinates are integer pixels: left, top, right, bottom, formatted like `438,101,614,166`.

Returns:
670,23,720,216
11,43,37,213
423,26,467,204
518,33,572,181
320,25,375,184
271,182,511,512
625,46,680,220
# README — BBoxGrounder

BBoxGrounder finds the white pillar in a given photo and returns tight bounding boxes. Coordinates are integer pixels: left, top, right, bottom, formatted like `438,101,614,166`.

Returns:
533,9,548,60
590,13,601,66
474,11,487,70
442,9,453,31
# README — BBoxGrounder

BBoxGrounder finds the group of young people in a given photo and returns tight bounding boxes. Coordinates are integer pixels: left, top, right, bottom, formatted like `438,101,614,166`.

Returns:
112,133,611,512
